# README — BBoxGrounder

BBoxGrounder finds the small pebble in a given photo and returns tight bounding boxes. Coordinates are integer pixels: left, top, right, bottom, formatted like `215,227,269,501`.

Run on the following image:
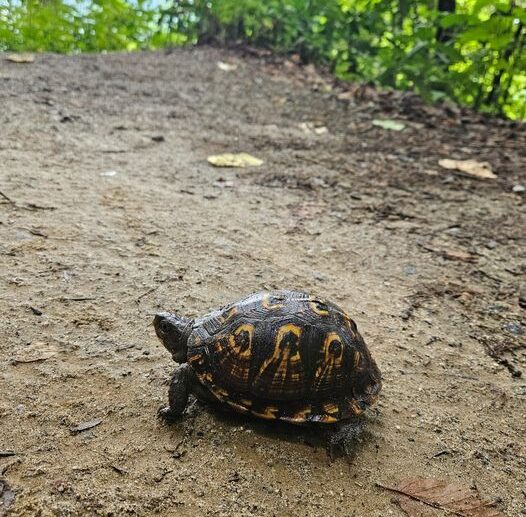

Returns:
404,265,417,275
512,184,525,193
503,322,523,335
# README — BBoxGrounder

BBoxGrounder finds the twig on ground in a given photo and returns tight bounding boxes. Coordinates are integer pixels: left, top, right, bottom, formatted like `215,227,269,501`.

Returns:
136,287,157,303
0,190,15,205
59,296,95,302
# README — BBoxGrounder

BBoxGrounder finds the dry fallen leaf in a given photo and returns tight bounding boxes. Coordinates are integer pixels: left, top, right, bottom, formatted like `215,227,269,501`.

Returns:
217,61,238,72
6,53,35,63
441,249,477,262
372,119,406,131
70,419,103,434
378,478,505,517
298,122,329,135
207,153,263,168
420,243,477,263
302,64,333,92
337,91,355,101
12,342,57,365
396,496,439,516
438,159,496,179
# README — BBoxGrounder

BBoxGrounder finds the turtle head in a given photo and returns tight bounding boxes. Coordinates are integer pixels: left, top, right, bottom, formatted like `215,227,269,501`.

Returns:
153,312,192,363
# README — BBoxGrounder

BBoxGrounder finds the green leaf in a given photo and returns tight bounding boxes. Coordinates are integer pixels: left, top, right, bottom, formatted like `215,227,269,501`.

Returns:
440,14,469,29
372,119,406,131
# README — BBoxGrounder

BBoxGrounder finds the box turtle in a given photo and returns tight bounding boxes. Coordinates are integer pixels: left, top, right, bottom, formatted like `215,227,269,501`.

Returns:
154,290,382,451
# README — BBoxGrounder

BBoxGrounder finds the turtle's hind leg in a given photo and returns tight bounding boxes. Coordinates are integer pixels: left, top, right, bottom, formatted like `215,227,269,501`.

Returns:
327,418,365,459
158,364,192,423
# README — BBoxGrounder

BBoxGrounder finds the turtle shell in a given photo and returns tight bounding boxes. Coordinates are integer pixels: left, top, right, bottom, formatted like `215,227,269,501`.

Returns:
187,290,381,424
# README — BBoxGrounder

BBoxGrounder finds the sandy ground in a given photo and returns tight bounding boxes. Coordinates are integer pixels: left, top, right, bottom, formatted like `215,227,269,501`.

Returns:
0,47,525,516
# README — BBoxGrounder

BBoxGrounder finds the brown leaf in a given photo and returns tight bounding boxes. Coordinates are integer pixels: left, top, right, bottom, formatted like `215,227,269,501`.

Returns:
217,61,238,72
378,478,505,517
6,53,35,63
441,249,477,263
11,342,57,365
298,122,329,135
419,243,477,263
207,153,263,168
438,159,496,179
396,496,439,516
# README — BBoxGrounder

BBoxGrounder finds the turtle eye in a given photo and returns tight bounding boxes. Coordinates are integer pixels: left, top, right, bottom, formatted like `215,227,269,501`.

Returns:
159,320,170,334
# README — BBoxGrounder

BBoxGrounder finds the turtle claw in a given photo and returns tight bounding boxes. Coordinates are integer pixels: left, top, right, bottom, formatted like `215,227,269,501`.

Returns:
157,405,181,424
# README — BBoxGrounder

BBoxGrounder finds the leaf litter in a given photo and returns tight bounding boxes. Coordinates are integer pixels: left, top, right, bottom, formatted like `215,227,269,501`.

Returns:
6,53,35,64
217,61,238,72
372,119,406,131
207,153,263,168
438,159,496,179
378,477,505,517
11,342,58,365
419,242,477,263
298,122,329,135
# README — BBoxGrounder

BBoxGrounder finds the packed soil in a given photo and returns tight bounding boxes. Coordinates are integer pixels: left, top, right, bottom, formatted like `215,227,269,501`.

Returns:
0,47,525,517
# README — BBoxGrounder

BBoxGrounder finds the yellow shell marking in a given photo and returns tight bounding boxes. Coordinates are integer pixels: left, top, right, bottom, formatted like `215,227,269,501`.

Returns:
287,407,312,423
253,324,305,395
344,317,356,336
323,402,339,415
221,306,238,323
251,405,279,420
318,414,338,424
229,324,254,359
214,386,229,399
353,350,361,369
262,293,284,310
312,332,343,391
188,354,204,366
226,400,249,414
212,324,254,390
351,401,364,415
308,299,330,316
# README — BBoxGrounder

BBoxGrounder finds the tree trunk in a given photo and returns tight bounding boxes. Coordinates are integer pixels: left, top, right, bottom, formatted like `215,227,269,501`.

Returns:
485,21,524,107
436,0,456,43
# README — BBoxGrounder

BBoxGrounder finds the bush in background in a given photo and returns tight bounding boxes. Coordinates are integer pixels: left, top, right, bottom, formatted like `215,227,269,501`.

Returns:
1,0,524,120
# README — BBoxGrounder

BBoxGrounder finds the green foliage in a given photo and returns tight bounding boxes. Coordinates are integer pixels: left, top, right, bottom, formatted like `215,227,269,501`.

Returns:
0,0,524,120
0,0,162,52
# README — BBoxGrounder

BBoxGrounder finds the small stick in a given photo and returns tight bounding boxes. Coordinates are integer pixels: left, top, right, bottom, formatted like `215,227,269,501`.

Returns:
24,203,56,211
19,227,48,238
0,190,15,204
137,287,156,303
59,296,95,302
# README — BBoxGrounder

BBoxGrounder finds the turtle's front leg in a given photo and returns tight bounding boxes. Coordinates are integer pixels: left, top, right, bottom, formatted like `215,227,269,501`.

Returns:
327,418,365,458
158,363,192,423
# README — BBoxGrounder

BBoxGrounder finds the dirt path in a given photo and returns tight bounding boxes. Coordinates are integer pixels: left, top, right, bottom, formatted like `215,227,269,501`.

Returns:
0,48,525,516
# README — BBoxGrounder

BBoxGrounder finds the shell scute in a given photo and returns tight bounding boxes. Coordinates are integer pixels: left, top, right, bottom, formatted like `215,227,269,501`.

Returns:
186,290,382,424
